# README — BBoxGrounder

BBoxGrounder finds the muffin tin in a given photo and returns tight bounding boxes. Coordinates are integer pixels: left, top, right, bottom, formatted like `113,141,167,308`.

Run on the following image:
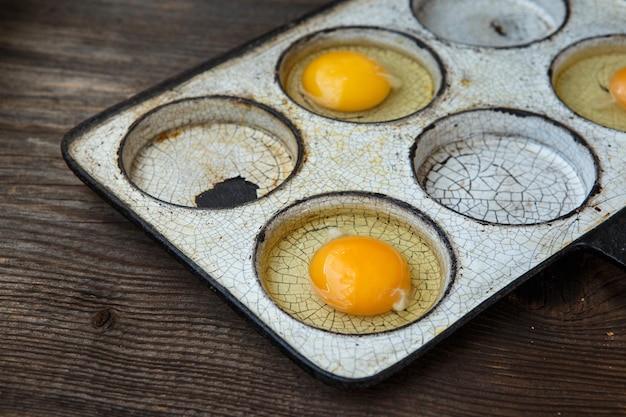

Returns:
62,0,626,386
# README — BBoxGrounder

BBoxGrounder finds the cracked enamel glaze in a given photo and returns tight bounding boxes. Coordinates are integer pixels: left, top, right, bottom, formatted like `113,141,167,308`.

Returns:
63,0,626,385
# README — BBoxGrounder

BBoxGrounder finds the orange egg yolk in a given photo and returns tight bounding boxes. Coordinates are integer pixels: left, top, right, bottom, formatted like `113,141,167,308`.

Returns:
308,235,411,316
301,50,392,112
609,66,626,110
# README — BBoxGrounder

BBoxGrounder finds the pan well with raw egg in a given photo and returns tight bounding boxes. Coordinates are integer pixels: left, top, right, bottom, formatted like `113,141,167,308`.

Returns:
254,193,455,335
277,27,444,123
552,35,626,132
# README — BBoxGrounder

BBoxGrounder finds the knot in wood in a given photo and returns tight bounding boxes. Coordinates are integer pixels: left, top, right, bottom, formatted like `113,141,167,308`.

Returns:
92,309,116,332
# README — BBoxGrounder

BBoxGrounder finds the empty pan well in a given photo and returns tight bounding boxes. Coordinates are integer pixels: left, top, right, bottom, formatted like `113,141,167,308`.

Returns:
412,109,598,225
119,96,301,209
412,0,567,48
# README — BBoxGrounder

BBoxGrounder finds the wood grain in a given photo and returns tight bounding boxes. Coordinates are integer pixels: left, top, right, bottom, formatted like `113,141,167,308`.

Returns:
1,1,625,415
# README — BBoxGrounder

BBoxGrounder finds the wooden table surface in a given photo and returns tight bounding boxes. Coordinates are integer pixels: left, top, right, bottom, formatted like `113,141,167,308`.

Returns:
1,0,626,415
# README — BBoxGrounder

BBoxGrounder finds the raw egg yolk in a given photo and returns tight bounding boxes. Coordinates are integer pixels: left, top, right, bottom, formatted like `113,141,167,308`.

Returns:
308,235,411,316
609,66,626,110
301,50,392,112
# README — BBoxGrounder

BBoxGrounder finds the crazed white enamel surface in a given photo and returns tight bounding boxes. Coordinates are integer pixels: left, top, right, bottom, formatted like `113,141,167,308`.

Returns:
413,0,567,47
65,0,626,382
120,97,300,207
413,109,598,225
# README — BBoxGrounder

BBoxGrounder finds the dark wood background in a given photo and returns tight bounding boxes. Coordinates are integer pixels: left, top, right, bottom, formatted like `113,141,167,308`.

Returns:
1,0,625,415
